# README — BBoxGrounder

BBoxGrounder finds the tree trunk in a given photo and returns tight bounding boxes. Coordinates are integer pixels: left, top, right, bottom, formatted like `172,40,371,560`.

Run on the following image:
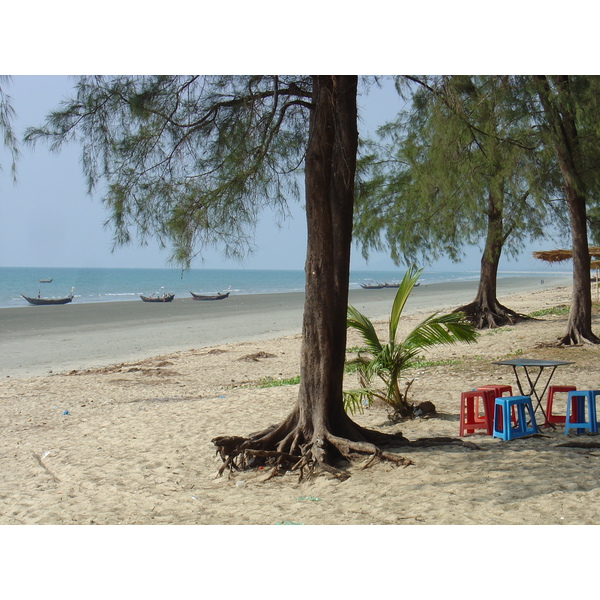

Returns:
560,183,598,343
212,76,417,480
455,189,526,328
533,75,599,344
297,74,357,439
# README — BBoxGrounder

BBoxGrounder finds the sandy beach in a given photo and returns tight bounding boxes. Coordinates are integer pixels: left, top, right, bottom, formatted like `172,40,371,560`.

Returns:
3,273,600,529
0,275,569,377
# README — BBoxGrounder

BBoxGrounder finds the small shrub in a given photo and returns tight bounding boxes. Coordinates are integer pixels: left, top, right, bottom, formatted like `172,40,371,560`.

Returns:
528,305,570,317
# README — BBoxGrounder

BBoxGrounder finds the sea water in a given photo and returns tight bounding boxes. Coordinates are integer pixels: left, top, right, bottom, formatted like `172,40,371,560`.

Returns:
0,266,562,309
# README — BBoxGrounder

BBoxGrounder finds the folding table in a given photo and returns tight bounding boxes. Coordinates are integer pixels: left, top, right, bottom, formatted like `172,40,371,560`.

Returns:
491,358,574,429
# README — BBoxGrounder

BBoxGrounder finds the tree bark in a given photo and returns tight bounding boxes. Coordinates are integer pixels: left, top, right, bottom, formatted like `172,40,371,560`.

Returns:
561,178,597,343
533,75,599,344
296,75,358,439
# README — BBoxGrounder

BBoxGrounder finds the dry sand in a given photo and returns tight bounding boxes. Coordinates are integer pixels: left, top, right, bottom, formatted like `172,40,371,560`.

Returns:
3,274,600,528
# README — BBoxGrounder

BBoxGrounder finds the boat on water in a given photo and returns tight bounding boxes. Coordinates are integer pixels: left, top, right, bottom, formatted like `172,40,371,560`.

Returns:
139,292,175,303
190,291,230,301
360,281,419,289
22,287,74,306
360,282,386,289
38,278,53,283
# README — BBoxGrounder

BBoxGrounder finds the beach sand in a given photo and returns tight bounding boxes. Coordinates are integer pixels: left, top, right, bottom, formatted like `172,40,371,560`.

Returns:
3,274,600,528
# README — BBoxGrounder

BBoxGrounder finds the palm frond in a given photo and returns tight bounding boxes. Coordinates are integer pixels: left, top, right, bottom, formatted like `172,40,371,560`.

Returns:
342,389,373,415
345,273,478,419
347,304,383,354
405,312,479,349
389,265,423,341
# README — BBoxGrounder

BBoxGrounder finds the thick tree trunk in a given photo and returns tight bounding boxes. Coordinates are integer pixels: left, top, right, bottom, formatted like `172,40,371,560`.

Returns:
455,189,525,328
296,75,356,439
560,185,598,343
533,75,599,345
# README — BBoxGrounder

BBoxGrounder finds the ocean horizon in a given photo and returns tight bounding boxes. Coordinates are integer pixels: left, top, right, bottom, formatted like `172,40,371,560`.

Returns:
0,266,570,310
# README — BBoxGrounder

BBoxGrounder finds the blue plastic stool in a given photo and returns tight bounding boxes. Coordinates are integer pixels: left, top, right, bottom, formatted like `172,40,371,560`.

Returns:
564,390,600,435
492,396,537,441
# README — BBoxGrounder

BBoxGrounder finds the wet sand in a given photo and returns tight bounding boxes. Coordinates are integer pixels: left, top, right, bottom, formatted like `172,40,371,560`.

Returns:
0,275,570,378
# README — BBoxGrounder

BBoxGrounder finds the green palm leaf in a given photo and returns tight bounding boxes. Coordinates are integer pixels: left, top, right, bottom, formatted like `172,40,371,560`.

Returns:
389,265,423,341
347,304,383,354
405,312,479,349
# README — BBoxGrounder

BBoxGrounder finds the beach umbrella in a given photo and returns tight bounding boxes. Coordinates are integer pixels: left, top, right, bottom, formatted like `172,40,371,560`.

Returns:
532,247,600,263
533,247,600,300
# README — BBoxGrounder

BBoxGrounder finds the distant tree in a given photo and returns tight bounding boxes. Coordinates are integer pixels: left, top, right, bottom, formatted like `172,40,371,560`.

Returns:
528,75,600,344
355,75,563,328
27,75,446,480
0,76,19,183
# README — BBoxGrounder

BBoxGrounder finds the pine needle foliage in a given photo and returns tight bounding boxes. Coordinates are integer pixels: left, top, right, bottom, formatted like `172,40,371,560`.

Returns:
0,76,19,183
24,76,312,266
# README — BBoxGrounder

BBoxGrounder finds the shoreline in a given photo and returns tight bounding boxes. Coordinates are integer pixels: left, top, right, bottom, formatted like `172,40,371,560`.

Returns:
1,275,571,378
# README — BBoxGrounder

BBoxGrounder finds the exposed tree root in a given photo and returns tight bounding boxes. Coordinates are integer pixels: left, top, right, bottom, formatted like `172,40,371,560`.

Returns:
454,300,529,329
212,420,481,481
558,331,600,346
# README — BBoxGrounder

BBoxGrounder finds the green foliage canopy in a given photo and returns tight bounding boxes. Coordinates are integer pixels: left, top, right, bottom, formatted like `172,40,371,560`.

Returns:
25,76,313,265
0,76,19,183
354,75,564,267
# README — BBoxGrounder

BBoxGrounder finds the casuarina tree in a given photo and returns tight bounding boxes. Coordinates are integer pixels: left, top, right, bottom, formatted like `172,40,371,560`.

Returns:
355,75,562,329
528,75,600,345
28,75,473,481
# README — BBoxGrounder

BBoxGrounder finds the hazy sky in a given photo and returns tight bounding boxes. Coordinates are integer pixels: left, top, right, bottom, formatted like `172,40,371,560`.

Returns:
0,75,570,273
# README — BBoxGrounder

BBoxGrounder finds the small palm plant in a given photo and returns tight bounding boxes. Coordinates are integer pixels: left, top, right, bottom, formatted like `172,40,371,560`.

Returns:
345,266,479,420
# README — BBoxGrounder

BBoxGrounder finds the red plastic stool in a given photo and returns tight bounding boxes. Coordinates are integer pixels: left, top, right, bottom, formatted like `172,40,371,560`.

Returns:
545,385,577,426
477,384,513,397
477,385,515,425
460,390,494,436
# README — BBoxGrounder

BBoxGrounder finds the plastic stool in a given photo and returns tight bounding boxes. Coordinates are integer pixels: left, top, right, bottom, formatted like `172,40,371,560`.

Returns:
472,388,497,429
478,385,516,425
564,391,600,435
545,385,577,426
478,384,513,397
492,396,537,441
460,390,493,436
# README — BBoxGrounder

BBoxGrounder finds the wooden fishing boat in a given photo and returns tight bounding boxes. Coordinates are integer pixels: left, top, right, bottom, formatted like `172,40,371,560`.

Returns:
360,283,386,289
139,293,175,302
38,278,53,283
189,291,230,301
360,281,419,289
22,289,74,305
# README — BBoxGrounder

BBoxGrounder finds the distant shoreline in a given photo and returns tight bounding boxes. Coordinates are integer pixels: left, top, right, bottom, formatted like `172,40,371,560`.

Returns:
0,265,573,309
0,275,572,378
